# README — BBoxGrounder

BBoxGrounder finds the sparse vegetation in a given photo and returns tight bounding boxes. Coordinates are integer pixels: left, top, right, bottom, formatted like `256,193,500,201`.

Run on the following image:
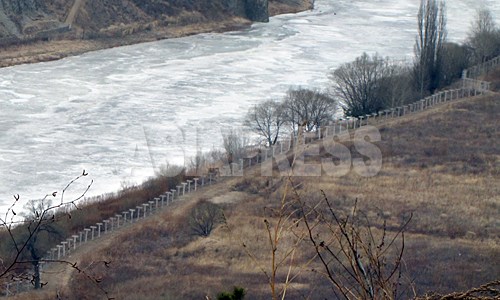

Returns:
283,88,336,133
2,2,500,299
331,53,404,117
11,85,499,298
245,99,287,147
466,8,500,64
217,286,246,300
189,200,223,237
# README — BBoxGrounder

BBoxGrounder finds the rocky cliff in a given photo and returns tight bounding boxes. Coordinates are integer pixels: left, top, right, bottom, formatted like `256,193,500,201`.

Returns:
0,0,308,44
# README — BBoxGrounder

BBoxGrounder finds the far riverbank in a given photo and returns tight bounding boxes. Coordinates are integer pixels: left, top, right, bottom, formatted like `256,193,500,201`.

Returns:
0,1,312,68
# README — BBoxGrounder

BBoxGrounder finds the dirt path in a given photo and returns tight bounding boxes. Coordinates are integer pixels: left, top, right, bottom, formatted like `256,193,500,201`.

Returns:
65,0,85,26
38,179,234,295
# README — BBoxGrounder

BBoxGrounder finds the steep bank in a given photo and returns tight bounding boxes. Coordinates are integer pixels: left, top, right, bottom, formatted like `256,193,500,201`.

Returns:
0,0,312,68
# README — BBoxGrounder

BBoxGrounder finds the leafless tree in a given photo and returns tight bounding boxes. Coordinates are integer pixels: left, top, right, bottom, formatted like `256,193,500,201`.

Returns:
189,200,222,237
0,172,112,298
331,53,395,117
283,88,336,133
13,198,63,289
294,191,413,299
189,150,206,176
413,0,447,97
221,128,250,173
244,100,287,147
378,60,419,108
0,171,91,282
466,8,500,64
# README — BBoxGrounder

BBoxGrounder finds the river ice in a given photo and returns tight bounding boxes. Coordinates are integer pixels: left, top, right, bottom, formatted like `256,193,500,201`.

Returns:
1,0,499,213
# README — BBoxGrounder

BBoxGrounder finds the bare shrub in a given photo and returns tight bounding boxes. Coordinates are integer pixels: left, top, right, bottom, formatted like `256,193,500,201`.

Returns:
221,128,250,173
295,191,412,299
189,200,223,237
466,8,500,64
283,87,336,132
330,53,400,117
245,99,287,147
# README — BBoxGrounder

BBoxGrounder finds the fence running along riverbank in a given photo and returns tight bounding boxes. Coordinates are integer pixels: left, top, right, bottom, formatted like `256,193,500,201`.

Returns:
2,54,499,297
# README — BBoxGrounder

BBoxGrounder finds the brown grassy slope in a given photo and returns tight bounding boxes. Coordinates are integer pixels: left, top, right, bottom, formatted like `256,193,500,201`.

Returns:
62,94,500,298
13,90,500,298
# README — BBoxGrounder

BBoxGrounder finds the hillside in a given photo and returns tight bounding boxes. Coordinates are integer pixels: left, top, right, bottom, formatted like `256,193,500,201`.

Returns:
8,69,499,299
0,0,312,67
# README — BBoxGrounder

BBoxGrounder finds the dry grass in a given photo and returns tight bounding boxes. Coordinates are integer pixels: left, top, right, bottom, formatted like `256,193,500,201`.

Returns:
10,87,500,298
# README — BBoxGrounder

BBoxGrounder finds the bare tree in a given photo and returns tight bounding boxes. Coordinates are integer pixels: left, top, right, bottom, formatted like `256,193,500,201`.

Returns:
378,60,419,108
224,179,309,300
188,150,206,176
283,88,336,133
244,100,287,147
189,200,223,237
0,172,112,299
466,8,500,64
331,53,394,117
221,128,250,173
413,0,447,97
295,192,412,299
14,199,64,289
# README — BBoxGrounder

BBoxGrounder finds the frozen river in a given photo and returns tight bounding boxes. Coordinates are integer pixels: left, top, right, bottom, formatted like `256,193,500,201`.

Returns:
1,0,499,212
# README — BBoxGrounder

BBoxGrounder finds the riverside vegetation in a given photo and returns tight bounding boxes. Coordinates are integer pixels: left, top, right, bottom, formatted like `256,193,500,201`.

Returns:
1,0,499,299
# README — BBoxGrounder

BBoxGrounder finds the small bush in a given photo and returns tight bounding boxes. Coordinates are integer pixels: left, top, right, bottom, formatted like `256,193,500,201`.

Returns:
189,200,223,237
217,286,246,300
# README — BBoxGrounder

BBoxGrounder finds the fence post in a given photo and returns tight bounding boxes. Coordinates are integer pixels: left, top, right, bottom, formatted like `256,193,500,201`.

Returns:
61,242,67,257
84,228,90,242
130,208,136,222
123,211,130,223
181,183,187,195
166,192,172,205
96,223,102,237
114,215,121,228
90,225,97,239
66,238,73,253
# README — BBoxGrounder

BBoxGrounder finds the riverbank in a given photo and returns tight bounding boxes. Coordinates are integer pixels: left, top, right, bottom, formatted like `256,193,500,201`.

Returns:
0,18,252,68
0,1,312,68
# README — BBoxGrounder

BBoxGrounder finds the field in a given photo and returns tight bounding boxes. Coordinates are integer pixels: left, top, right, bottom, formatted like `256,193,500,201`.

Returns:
7,75,500,299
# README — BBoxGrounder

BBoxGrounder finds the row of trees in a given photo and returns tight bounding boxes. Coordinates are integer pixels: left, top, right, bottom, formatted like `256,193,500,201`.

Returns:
244,88,336,147
333,1,500,117
335,1,500,117
246,1,500,146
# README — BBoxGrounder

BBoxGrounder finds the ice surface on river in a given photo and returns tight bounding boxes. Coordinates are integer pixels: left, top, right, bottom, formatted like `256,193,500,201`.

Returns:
1,0,499,213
